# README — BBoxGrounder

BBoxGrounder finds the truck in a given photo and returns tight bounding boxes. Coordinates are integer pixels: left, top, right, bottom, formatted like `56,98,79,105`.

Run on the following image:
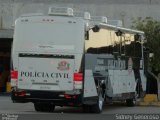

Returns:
11,7,146,113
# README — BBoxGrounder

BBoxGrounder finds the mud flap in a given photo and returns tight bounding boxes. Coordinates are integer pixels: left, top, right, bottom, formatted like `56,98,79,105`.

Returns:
83,70,98,105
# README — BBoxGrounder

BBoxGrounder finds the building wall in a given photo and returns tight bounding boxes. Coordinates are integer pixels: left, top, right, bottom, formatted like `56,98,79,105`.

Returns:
0,0,13,29
0,0,160,29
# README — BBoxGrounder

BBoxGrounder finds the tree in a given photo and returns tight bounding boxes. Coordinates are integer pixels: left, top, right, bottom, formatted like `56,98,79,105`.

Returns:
132,17,160,99
132,17,160,73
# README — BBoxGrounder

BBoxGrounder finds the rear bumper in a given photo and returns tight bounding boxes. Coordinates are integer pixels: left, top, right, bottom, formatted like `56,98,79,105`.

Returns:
11,90,82,106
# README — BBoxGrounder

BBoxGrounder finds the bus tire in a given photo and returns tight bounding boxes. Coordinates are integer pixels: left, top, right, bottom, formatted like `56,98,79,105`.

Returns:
34,103,55,112
82,105,90,113
43,103,55,112
90,101,103,113
34,103,43,112
90,88,105,113
126,99,136,107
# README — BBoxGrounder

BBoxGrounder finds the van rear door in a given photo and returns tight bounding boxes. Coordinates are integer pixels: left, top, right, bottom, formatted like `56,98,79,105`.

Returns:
18,54,74,91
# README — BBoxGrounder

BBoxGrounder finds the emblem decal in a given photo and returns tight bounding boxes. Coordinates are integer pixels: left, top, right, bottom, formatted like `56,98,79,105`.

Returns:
57,61,70,71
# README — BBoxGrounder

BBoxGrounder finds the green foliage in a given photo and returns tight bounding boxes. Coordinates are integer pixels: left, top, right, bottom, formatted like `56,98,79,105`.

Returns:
132,17,160,72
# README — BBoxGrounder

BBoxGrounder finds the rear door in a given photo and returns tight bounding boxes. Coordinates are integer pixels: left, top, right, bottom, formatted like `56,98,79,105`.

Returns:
18,54,74,91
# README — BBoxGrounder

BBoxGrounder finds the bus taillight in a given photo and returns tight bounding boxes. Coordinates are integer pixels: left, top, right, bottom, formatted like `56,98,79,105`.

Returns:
74,73,83,81
74,73,83,89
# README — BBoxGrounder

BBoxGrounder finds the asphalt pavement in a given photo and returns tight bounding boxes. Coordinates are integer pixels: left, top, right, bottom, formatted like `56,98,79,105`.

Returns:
0,95,160,120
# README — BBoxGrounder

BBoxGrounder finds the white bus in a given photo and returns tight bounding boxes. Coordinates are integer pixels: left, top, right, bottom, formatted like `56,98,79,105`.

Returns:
11,7,146,113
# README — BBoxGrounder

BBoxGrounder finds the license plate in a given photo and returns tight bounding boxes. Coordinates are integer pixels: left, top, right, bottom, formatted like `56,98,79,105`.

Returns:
40,85,51,90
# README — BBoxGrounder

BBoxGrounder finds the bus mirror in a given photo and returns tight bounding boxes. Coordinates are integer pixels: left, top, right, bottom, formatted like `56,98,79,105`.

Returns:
115,30,123,36
134,34,140,42
92,25,100,32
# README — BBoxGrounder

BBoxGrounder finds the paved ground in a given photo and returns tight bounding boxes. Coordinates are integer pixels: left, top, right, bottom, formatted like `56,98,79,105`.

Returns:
0,96,160,120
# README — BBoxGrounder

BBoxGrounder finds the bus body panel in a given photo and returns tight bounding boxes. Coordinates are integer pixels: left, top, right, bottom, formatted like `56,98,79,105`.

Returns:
12,16,85,92
18,55,74,91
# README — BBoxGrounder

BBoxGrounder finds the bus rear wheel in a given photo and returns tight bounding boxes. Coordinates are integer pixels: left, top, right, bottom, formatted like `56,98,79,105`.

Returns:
126,99,136,107
34,103,55,112
90,86,105,113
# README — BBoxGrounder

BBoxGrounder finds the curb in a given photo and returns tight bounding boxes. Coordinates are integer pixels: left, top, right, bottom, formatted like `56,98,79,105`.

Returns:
136,101,160,106
136,94,160,106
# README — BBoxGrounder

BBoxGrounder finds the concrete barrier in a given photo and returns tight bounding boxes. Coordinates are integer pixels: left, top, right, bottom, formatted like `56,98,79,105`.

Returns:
136,94,160,106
